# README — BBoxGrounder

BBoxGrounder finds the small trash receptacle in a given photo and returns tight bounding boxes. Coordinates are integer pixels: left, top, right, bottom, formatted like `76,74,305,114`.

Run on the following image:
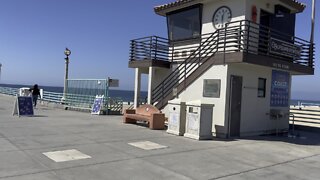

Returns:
167,99,186,136
19,88,31,96
184,100,214,140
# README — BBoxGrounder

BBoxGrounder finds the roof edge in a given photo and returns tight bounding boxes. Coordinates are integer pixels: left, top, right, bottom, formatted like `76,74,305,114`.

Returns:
154,0,306,16
154,0,201,16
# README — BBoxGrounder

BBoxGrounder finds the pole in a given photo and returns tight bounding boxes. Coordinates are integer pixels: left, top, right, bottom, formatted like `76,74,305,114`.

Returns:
311,0,316,44
63,57,69,102
309,0,316,67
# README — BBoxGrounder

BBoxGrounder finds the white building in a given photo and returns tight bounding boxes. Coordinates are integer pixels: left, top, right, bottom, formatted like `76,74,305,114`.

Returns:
129,0,314,138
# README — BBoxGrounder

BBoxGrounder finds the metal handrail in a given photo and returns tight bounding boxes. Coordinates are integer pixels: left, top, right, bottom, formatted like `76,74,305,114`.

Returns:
152,29,222,104
129,20,315,108
129,20,314,67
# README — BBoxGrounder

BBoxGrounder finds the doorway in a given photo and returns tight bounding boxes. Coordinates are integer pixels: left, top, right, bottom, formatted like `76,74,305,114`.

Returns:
228,75,243,137
258,10,272,55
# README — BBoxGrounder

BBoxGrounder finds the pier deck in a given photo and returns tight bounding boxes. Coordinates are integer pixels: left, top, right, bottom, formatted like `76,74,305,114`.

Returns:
0,94,319,180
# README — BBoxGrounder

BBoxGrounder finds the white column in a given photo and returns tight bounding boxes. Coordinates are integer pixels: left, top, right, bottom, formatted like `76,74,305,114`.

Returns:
147,67,155,104
134,68,141,109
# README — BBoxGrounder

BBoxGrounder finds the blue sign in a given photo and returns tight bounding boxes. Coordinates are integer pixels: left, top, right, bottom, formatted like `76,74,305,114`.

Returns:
18,96,34,116
91,97,103,115
270,70,290,107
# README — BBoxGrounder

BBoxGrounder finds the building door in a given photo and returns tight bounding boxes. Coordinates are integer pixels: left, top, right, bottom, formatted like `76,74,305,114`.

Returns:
259,10,272,55
229,75,242,137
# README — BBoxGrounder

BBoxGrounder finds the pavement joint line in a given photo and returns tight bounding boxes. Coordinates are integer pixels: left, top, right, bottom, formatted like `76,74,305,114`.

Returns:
0,136,269,179
209,153,320,180
0,132,171,153
0,155,137,179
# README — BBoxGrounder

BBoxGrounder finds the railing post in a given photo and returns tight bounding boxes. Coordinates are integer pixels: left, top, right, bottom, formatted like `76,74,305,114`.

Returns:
238,21,242,51
246,21,251,54
171,43,174,62
198,40,201,65
184,59,187,89
130,40,133,61
309,43,314,68
155,37,158,60
149,37,152,60
223,24,227,64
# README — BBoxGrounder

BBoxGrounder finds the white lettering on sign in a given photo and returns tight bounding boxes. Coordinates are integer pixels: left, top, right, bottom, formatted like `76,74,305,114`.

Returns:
274,81,288,87
272,63,289,70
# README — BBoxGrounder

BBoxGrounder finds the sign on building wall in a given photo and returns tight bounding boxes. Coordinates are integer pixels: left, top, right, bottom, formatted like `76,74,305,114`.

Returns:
270,70,290,107
269,38,301,59
203,79,221,98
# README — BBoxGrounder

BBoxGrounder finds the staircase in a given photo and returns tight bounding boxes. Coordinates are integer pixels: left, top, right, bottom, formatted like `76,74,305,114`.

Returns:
129,20,314,110
152,29,225,109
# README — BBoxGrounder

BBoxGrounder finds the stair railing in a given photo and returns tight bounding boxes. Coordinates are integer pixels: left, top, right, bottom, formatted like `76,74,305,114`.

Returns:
152,29,222,105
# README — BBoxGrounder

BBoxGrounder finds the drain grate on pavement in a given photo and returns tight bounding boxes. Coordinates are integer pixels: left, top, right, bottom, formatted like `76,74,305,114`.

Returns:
43,149,91,162
128,141,168,150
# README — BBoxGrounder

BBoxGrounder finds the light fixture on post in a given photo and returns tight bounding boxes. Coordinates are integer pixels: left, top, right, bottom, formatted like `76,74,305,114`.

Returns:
62,48,71,103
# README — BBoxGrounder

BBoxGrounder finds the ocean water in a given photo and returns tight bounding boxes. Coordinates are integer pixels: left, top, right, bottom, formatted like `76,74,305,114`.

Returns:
0,83,147,102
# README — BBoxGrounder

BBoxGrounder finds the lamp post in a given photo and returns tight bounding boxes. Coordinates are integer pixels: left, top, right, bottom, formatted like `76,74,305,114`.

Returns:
63,48,71,102
310,0,316,67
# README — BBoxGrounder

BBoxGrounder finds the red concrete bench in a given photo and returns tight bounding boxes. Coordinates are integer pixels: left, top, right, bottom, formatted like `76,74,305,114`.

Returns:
123,104,165,130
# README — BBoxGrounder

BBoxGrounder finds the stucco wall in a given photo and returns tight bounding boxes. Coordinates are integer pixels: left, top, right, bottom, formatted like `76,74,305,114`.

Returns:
162,64,229,136
202,0,246,34
227,63,291,136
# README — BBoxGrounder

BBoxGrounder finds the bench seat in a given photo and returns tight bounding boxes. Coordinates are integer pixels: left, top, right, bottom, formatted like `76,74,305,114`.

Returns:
123,105,165,130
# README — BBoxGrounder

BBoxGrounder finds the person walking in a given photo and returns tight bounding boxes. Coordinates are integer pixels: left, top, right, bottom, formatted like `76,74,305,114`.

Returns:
29,84,41,107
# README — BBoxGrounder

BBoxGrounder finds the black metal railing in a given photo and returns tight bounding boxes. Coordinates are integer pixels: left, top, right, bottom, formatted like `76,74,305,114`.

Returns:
129,20,314,67
129,20,315,107
130,36,170,61
151,30,223,104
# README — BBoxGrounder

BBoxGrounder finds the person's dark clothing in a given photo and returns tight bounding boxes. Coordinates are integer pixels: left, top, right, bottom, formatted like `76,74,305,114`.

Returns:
29,84,41,107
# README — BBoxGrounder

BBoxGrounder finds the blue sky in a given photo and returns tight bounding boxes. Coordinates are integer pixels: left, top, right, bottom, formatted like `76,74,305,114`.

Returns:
0,0,319,100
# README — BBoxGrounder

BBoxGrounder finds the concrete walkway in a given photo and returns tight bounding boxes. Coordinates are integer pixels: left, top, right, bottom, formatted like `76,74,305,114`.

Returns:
0,94,319,180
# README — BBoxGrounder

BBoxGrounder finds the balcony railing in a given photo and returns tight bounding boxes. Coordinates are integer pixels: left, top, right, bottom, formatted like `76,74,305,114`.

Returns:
129,20,315,68
130,36,170,61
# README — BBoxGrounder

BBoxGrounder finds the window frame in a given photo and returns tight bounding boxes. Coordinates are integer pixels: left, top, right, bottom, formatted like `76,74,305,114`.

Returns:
166,4,203,42
258,78,267,98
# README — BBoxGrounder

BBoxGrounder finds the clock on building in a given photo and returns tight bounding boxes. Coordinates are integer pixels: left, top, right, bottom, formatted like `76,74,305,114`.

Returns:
212,6,232,29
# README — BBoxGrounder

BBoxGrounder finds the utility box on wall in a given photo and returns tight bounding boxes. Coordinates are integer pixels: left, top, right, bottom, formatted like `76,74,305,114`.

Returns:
184,101,214,140
167,99,186,136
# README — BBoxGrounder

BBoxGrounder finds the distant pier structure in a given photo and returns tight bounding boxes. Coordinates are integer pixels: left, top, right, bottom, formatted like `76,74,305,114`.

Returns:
128,0,315,138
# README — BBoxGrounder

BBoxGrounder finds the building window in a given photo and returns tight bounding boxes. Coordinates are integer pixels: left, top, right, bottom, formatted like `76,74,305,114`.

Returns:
203,79,221,98
167,5,202,41
258,78,266,98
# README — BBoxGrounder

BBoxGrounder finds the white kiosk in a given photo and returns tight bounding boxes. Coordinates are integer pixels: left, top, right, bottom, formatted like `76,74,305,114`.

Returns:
184,101,214,140
167,99,186,136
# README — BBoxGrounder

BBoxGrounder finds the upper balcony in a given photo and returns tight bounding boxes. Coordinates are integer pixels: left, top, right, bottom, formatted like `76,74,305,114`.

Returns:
129,20,315,75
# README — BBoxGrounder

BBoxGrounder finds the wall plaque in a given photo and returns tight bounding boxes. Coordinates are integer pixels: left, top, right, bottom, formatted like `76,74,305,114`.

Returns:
203,79,221,98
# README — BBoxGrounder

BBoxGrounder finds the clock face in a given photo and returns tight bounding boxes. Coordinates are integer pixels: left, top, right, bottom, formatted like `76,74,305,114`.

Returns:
212,6,232,29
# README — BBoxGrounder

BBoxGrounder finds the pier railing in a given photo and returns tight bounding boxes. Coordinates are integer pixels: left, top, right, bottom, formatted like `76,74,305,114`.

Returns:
0,86,18,96
0,86,123,113
290,105,320,130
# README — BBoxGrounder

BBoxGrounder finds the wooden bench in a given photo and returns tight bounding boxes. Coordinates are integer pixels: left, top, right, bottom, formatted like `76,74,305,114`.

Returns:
123,104,165,130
